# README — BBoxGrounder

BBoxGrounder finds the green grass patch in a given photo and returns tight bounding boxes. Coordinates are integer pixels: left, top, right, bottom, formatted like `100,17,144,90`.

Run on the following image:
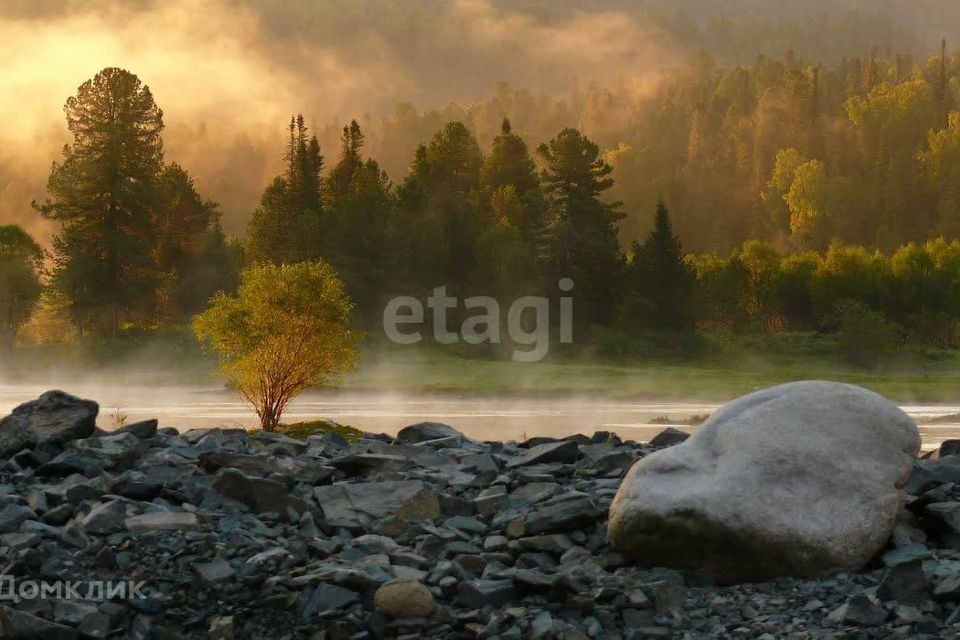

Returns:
274,420,365,442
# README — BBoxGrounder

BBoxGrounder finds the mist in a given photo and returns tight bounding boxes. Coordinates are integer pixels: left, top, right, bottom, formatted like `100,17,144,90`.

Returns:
4,0,958,239
0,0,682,238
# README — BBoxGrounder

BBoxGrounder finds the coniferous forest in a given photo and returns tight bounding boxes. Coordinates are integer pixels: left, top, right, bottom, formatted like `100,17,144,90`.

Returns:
5,3,960,370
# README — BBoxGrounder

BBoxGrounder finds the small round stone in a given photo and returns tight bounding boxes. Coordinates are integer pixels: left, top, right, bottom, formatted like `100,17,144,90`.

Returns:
374,578,435,618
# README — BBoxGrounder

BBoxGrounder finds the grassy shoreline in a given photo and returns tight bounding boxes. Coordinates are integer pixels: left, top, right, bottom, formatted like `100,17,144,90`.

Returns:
4,336,960,404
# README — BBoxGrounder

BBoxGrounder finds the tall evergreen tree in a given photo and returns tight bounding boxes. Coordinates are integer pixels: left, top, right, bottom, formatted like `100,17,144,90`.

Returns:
325,120,365,208
247,115,324,264
35,67,164,335
623,199,697,334
327,158,395,328
538,128,624,326
397,121,483,293
154,163,236,322
480,119,549,256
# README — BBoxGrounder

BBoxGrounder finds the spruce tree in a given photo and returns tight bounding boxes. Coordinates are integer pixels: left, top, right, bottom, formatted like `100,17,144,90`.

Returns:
247,115,324,264
625,199,696,334
325,120,365,208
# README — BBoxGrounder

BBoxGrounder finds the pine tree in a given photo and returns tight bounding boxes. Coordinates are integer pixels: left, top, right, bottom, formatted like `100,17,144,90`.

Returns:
538,128,625,326
480,119,549,257
35,67,164,335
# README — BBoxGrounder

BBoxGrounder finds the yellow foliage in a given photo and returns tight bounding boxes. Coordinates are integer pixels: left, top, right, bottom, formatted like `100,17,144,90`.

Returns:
193,261,359,431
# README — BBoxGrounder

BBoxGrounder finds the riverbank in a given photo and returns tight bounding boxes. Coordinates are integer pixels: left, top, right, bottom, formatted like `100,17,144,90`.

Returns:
1,391,959,638
6,337,960,403
1,385,960,450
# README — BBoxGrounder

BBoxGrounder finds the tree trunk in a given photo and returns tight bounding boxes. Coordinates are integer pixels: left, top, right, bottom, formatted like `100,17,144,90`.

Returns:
260,401,281,432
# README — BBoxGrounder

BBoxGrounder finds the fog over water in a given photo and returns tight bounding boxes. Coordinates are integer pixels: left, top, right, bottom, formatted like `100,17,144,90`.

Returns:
0,383,957,450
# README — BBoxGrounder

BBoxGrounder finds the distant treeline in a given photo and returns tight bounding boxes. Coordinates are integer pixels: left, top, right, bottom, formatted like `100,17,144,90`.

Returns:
7,45,960,363
317,37,960,256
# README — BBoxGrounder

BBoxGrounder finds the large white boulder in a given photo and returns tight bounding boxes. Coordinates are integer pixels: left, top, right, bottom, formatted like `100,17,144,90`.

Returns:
607,381,920,583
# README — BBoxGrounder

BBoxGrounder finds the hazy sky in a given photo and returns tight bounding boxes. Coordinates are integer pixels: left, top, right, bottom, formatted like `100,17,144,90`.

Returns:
2,0,959,240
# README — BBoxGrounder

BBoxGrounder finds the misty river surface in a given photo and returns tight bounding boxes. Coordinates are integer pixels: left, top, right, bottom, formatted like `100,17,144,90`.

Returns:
1,383,959,450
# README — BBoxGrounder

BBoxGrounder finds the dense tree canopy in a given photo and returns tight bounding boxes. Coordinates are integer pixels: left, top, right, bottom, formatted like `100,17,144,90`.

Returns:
0,225,43,348
246,115,325,265
35,67,235,336
539,128,625,326
21,43,960,364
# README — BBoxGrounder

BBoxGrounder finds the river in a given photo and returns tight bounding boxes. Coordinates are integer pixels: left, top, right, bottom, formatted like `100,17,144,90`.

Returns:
1,383,958,450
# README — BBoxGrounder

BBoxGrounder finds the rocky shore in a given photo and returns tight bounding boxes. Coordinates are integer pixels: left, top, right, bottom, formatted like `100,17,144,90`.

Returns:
0,390,959,639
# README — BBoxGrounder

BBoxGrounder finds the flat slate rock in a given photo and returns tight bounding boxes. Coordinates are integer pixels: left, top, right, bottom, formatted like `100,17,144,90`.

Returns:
395,422,463,444
506,441,580,469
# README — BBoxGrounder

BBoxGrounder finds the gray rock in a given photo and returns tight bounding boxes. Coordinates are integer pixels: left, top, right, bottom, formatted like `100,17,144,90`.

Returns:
933,574,960,600
648,427,690,448
199,451,333,484
456,578,516,608
827,594,887,626
211,468,309,514
937,439,960,458
35,451,107,476
918,457,960,486
514,568,557,591
395,422,463,444
925,501,960,531
608,381,920,583
877,558,929,605
881,543,932,567
77,612,112,639
125,511,198,532
484,535,509,552
207,616,234,640
314,480,439,530
509,482,561,505
0,504,35,534
69,433,144,468
77,499,130,535
0,531,40,552
332,453,407,474
112,419,158,439
0,606,78,639
530,611,553,640
193,558,236,584
522,491,598,535
506,441,580,469
474,486,507,516
52,601,98,626
0,390,98,456
299,583,359,616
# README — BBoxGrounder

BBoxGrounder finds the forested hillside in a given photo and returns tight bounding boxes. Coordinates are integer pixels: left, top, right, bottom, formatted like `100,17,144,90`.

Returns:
5,2,960,366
